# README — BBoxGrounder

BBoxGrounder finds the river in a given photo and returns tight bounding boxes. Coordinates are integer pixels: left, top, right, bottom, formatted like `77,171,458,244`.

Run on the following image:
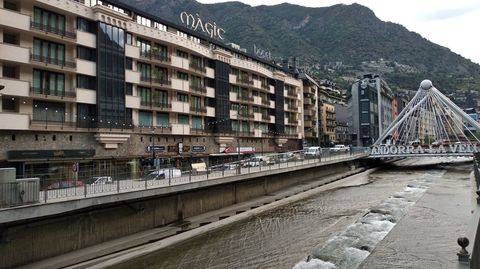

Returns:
113,162,471,269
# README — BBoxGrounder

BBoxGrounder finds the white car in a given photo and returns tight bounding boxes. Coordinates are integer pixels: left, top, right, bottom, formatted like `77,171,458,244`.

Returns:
330,145,349,152
91,176,113,185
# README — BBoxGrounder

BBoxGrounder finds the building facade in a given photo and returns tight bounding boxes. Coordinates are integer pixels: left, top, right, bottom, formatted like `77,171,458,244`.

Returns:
0,0,303,177
321,102,336,146
349,74,394,147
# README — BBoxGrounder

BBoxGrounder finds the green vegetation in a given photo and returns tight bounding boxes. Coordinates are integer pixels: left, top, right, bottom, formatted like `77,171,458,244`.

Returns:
123,0,480,93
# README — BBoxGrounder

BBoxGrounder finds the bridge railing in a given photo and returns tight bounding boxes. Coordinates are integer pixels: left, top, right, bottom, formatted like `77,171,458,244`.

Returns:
0,148,368,208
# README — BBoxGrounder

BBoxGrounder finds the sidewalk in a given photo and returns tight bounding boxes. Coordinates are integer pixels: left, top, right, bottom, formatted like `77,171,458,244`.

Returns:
359,168,476,269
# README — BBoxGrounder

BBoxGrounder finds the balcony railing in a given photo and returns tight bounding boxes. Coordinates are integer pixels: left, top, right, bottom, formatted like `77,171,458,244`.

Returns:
190,85,207,93
30,54,76,68
262,114,270,121
236,77,254,86
189,62,206,73
190,106,207,113
261,98,270,105
287,90,297,97
152,101,171,109
140,51,171,63
30,87,76,98
30,21,76,39
152,78,171,86
261,84,270,90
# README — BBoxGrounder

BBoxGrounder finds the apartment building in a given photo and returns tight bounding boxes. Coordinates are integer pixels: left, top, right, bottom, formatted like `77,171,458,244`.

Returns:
299,73,319,146
349,74,394,147
0,0,303,176
321,102,336,145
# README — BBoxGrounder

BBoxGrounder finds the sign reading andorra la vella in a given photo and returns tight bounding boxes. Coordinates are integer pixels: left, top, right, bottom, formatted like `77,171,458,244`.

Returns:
370,143,480,156
180,12,225,40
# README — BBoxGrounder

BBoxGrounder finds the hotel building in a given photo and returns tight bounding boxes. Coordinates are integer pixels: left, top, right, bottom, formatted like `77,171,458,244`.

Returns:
0,0,303,177
349,74,394,147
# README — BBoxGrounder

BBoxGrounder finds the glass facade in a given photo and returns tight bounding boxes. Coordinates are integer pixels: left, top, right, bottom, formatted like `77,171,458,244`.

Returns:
33,38,65,65
97,22,127,128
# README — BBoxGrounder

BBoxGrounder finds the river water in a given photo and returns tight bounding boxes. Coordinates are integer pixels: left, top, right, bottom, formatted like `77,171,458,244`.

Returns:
119,163,471,269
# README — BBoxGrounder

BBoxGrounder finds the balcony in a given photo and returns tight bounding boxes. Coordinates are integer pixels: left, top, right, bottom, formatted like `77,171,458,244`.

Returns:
30,21,76,39
236,77,254,86
140,51,171,63
261,84,270,91
0,43,29,64
152,78,172,87
190,84,207,94
30,87,76,99
0,78,29,97
190,106,207,114
261,98,270,106
262,114,270,121
0,113,29,130
0,8,29,31
189,62,206,73
238,95,253,102
30,54,76,69
286,90,297,98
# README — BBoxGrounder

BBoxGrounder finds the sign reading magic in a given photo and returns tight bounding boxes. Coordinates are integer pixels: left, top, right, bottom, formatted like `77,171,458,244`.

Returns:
370,143,480,156
180,12,225,40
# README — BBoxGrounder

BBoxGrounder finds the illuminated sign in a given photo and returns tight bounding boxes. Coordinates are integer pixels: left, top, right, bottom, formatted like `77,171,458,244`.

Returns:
180,12,225,40
253,44,272,60
370,143,479,156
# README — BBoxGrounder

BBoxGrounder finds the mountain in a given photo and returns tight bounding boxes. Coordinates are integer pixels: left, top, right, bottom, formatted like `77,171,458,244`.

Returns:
119,0,480,97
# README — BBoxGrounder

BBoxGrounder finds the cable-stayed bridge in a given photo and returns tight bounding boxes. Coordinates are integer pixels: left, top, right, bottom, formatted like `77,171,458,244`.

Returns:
369,80,480,158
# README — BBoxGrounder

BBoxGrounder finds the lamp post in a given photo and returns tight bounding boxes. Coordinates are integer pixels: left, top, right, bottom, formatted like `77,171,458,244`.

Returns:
152,127,156,169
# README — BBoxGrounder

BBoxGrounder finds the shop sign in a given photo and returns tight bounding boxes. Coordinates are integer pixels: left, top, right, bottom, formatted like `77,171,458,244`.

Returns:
146,145,166,153
7,149,95,160
180,12,225,40
192,145,206,152
237,147,256,153
370,143,480,156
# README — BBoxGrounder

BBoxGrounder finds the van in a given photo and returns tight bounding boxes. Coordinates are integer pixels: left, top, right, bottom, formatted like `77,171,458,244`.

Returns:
305,147,321,158
191,162,207,174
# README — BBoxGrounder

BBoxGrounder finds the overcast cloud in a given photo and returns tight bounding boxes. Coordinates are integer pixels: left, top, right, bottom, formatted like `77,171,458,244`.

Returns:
197,0,480,64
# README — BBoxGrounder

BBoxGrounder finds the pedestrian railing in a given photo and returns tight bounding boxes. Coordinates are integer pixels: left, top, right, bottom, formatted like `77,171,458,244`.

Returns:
0,148,368,208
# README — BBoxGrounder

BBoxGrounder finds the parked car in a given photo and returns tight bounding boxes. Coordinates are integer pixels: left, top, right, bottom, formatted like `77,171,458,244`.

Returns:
244,156,273,167
330,145,349,152
142,168,181,180
47,180,84,190
305,147,322,158
278,153,295,163
90,176,113,185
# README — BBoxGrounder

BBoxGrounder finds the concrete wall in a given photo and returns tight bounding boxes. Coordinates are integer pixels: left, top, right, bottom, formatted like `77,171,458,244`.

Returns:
0,159,369,268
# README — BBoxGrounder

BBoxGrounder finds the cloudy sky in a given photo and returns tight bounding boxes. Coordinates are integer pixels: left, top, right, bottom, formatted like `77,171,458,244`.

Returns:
197,0,480,64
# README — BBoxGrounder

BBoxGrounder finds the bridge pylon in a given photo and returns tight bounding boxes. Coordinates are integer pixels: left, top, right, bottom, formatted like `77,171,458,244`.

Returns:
370,80,480,158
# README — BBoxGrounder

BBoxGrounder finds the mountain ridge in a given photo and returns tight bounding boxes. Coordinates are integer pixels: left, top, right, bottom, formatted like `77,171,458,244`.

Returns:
118,0,480,94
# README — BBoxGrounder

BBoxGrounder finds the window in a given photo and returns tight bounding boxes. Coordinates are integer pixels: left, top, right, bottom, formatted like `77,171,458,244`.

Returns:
156,113,169,127
125,83,133,95
2,97,16,112
77,17,96,33
153,43,168,60
125,32,133,45
33,7,66,34
77,74,96,90
4,0,18,11
191,95,201,109
153,90,168,107
177,71,189,81
177,93,188,102
77,46,96,61
33,101,65,122
33,38,65,65
3,32,18,45
33,69,65,95
137,38,151,57
138,87,151,105
192,116,203,129
126,57,133,70
2,65,18,79
153,67,168,83
138,62,151,81
176,50,189,59
139,111,153,127
178,114,189,125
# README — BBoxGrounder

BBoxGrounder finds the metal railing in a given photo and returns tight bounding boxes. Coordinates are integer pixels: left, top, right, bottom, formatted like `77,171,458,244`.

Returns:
30,87,76,98
0,148,368,208
30,54,76,68
30,21,76,39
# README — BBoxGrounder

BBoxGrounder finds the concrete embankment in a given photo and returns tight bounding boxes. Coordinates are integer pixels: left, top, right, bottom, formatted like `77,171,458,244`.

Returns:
0,156,375,269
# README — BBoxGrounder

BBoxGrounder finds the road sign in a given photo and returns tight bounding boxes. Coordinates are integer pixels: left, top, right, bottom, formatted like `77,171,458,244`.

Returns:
72,162,79,173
